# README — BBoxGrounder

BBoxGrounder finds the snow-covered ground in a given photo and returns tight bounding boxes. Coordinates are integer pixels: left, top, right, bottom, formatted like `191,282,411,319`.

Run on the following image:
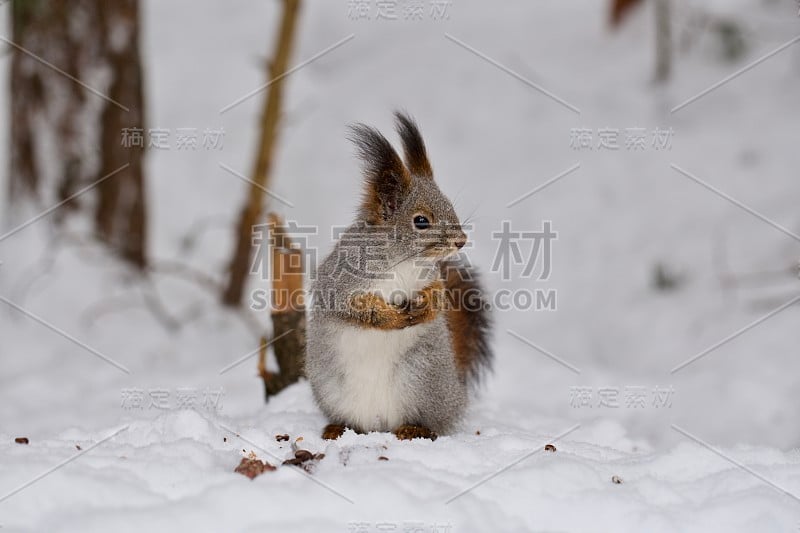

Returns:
1,0,799,531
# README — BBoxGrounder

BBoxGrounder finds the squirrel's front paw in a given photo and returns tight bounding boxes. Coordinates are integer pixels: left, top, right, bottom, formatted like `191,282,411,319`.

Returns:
405,294,430,324
409,291,428,309
393,424,438,441
404,286,441,326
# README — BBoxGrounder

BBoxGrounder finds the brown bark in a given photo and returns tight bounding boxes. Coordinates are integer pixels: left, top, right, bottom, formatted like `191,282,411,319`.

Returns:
222,0,301,306
257,213,306,401
96,0,148,268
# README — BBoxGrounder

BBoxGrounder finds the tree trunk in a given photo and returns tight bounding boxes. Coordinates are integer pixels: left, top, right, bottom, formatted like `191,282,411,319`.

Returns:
8,0,147,268
9,0,96,205
96,0,148,268
222,0,301,306
258,214,306,400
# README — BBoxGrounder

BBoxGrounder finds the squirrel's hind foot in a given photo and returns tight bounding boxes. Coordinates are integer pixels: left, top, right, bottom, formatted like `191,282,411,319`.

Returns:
321,424,348,440
393,424,438,441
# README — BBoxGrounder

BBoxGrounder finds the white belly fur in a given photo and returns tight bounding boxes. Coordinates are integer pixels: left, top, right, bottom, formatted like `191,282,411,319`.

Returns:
334,258,435,431
336,319,428,432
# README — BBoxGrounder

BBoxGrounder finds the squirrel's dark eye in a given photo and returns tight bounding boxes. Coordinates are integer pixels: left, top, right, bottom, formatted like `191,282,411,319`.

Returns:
413,215,431,230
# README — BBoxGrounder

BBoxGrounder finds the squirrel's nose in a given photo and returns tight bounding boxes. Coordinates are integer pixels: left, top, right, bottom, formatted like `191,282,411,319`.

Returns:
454,236,467,249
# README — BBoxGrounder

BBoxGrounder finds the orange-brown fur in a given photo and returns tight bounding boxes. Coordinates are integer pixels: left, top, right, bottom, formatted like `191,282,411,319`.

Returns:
441,259,492,384
343,281,445,330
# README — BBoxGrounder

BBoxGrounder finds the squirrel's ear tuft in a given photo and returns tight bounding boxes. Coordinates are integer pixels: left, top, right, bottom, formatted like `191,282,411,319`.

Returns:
394,111,433,179
348,123,411,224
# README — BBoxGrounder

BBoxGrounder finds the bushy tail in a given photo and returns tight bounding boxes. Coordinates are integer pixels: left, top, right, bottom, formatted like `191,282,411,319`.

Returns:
440,258,493,386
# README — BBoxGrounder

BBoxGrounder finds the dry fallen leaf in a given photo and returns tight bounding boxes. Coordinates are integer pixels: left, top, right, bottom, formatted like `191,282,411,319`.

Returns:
234,457,276,479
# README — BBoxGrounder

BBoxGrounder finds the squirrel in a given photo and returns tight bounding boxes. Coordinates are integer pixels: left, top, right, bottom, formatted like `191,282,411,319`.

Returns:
305,112,493,441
